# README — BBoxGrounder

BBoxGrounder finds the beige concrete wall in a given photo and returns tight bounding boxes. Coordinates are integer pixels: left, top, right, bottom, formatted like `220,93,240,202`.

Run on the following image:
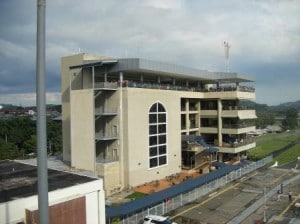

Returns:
96,162,121,196
61,53,112,162
203,91,255,100
61,54,85,162
122,88,182,187
70,89,95,171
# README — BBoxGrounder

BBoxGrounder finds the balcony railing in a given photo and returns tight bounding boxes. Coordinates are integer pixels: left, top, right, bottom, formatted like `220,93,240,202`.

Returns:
96,157,119,163
223,106,254,110
95,132,118,141
95,108,118,116
223,123,255,129
94,82,118,89
218,136,256,148
205,86,255,93
121,80,255,93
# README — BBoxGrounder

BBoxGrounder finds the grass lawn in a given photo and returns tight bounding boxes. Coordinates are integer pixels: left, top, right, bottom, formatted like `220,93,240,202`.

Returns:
248,128,300,160
273,143,300,166
125,191,148,200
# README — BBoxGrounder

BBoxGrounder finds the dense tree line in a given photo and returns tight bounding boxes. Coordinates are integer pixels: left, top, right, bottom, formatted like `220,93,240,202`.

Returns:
255,107,299,129
282,107,298,129
0,116,62,160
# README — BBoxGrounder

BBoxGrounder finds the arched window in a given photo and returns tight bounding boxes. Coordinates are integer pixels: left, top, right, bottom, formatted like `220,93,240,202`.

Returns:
148,102,167,168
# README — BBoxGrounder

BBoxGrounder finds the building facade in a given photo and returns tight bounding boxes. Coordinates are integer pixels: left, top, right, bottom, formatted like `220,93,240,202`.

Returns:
61,53,256,195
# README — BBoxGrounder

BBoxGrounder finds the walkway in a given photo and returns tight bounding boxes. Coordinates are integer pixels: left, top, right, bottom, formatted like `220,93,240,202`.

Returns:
170,167,300,224
228,173,300,224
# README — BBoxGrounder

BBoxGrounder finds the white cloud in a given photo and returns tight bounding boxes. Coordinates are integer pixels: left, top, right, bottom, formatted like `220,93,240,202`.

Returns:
144,0,183,10
0,0,299,105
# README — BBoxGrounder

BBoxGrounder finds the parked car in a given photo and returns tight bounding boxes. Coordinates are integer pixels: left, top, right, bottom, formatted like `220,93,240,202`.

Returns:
142,215,176,224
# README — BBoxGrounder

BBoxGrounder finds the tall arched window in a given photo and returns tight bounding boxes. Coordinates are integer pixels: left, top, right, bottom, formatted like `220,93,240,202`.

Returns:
148,102,167,168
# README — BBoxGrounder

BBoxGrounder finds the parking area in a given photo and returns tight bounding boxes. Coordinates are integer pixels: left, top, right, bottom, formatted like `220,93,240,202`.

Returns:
169,166,300,224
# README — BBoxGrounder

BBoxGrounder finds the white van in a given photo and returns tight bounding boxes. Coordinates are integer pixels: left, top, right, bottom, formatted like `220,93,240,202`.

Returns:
142,215,176,224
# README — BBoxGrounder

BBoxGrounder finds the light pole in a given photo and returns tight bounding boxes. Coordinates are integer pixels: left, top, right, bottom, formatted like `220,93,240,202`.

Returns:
36,0,49,223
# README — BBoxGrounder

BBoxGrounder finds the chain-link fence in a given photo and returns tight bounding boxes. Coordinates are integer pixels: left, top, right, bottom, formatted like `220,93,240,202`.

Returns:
108,156,272,224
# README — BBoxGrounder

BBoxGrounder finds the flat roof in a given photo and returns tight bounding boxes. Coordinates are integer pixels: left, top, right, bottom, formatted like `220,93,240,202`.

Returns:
69,57,254,83
0,160,98,203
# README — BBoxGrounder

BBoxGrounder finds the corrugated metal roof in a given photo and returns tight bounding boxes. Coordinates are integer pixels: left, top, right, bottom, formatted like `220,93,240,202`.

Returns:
69,60,118,69
70,57,254,83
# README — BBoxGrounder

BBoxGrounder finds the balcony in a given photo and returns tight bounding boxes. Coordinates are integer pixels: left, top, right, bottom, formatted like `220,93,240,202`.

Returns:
219,142,256,153
222,109,257,119
123,80,254,93
95,108,118,116
95,132,118,141
94,82,118,90
200,110,218,117
216,136,256,153
200,127,218,134
96,156,119,164
222,123,255,134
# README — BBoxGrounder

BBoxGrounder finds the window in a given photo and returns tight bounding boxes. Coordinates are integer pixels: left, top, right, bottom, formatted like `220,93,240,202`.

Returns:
148,102,167,168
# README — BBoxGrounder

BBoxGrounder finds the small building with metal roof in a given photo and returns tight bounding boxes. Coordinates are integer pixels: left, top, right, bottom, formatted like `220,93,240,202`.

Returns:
0,160,105,224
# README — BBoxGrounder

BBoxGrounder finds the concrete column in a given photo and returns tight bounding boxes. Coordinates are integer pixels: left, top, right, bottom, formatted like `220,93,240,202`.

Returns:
119,72,124,187
236,82,240,91
218,152,223,162
186,80,189,87
197,100,201,135
104,67,107,82
217,99,222,147
185,99,189,132
92,66,95,89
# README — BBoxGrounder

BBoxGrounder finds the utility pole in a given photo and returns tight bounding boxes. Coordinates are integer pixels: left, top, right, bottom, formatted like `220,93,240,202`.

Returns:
36,0,49,223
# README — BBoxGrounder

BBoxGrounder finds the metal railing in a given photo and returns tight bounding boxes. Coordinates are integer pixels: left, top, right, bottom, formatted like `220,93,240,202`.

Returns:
107,156,272,224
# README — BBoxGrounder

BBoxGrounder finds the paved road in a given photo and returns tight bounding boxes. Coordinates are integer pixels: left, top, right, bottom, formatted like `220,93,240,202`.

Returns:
169,167,300,224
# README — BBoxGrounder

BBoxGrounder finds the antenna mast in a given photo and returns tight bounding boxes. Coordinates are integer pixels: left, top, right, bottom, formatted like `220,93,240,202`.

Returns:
224,41,231,72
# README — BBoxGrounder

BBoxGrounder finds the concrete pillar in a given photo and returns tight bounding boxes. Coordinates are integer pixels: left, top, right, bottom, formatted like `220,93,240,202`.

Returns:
217,99,222,147
172,78,176,85
218,152,223,162
92,66,95,89
104,67,107,82
119,72,124,187
185,99,189,132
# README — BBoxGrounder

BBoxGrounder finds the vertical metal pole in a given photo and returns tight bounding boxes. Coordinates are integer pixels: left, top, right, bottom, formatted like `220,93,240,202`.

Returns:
36,0,49,223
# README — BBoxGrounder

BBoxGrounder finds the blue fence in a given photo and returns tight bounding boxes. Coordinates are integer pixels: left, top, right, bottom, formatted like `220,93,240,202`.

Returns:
106,156,272,224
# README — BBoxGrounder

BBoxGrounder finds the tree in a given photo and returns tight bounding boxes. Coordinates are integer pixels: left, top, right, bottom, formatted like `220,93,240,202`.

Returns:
47,119,62,154
23,135,37,154
0,139,18,159
256,112,275,128
0,120,10,143
0,116,62,159
282,107,298,129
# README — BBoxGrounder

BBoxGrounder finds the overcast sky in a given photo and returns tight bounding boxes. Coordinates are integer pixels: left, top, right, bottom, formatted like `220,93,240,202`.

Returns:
0,0,299,106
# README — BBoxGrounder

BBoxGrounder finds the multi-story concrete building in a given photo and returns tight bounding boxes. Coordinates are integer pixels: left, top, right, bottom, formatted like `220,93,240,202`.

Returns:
61,53,256,195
